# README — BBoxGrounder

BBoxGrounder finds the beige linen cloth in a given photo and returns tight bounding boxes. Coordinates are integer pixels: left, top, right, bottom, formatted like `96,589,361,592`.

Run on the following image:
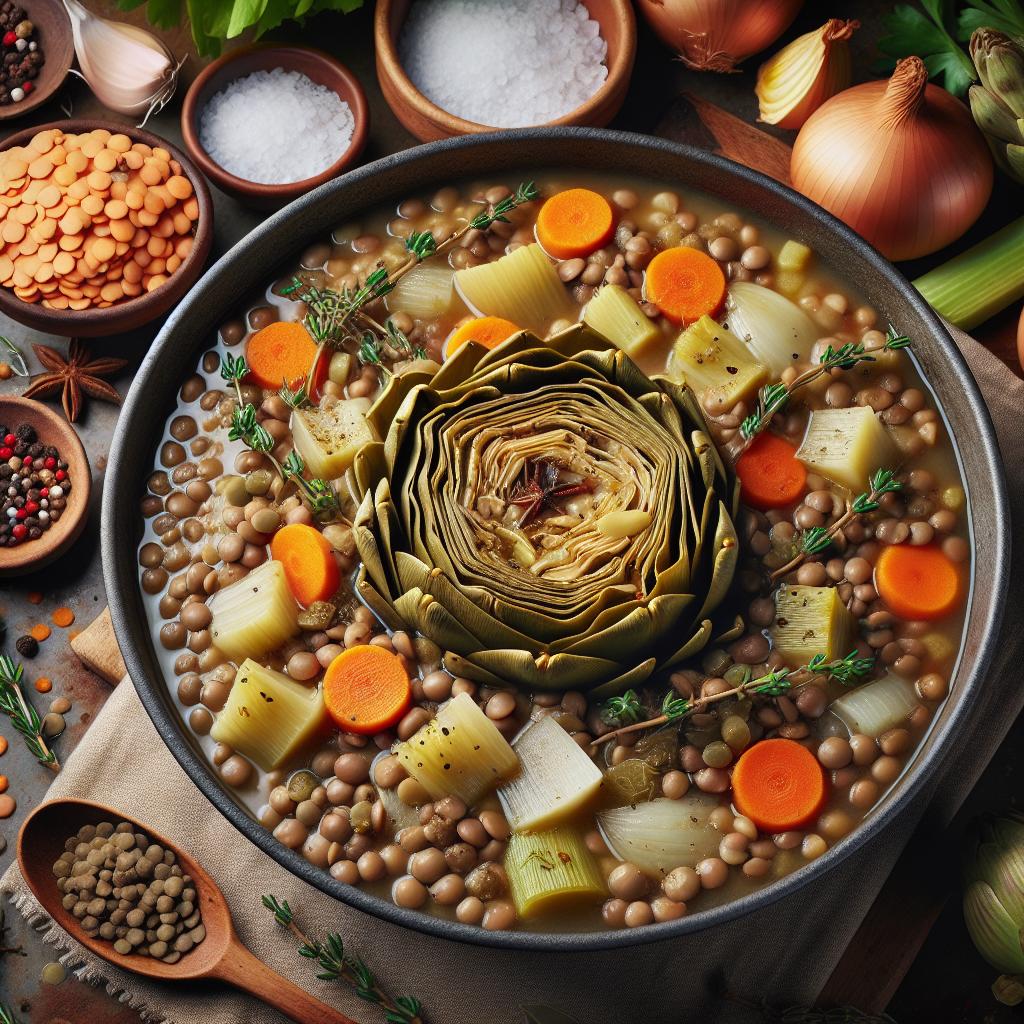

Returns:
3,329,1023,1024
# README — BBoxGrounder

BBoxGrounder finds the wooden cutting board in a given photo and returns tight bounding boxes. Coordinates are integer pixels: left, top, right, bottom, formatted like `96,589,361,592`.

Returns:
656,92,793,185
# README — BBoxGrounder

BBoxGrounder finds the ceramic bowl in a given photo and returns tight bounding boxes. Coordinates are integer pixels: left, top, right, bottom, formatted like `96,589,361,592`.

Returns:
0,119,213,338
374,0,636,142
0,395,90,576
180,44,369,209
0,1,75,122
104,131,1009,963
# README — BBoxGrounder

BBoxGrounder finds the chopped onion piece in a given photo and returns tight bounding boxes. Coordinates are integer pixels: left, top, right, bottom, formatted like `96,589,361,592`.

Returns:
724,281,819,374
598,795,721,878
499,716,603,832
829,674,919,738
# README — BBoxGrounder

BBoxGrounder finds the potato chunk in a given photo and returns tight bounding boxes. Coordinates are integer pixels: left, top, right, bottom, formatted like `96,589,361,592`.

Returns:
771,585,856,667
796,406,898,492
290,396,375,480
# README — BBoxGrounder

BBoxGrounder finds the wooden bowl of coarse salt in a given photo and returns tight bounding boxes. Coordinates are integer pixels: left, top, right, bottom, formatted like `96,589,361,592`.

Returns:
181,44,369,210
375,0,636,143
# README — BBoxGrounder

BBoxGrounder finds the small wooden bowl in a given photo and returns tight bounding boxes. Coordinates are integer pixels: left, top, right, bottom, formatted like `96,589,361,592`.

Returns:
0,119,213,338
181,44,369,210
0,2,75,122
0,396,90,577
374,0,636,142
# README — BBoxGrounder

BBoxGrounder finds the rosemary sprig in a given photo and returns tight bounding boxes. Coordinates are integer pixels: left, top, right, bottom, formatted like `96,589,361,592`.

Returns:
740,329,912,443
262,896,425,1024
0,655,58,772
596,652,874,746
771,467,903,582
0,336,28,377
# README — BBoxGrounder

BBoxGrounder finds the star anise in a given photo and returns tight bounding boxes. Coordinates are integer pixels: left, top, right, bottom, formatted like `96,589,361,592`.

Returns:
509,458,595,527
21,339,128,423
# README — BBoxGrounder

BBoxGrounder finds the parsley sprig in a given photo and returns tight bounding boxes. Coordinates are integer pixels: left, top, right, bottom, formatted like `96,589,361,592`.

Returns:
262,896,425,1024
0,655,59,772
740,330,911,443
597,652,875,746
771,468,904,582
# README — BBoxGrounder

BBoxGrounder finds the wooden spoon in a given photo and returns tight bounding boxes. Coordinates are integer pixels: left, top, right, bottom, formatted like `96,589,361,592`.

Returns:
18,798,359,1024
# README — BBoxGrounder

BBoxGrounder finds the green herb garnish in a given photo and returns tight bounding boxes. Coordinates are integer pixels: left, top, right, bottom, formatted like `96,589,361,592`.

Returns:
262,896,425,1024
0,655,59,772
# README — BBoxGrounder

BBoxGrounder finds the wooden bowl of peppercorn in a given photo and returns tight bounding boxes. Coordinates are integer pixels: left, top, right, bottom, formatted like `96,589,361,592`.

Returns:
0,1,74,122
0,395,90,576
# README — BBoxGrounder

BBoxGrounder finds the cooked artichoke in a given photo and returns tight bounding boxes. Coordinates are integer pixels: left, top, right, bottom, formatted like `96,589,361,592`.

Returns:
349,324,741,697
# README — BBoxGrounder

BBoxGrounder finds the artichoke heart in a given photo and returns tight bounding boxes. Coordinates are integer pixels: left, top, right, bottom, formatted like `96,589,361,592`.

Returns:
351,323,740,694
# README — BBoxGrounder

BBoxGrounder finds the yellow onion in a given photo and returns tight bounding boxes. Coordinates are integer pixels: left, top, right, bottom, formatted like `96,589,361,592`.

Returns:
637,0,803,72
756,19,859,130
792,57,993,261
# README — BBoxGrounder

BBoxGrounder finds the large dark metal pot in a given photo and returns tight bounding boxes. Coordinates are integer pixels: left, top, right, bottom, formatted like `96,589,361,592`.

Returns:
104,129,1009,1018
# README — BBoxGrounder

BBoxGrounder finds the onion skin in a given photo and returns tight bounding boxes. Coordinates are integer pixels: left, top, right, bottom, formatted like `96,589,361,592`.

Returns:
792,57,994,261
756,20,859,130
639,0,804,72
1017,304,1024,373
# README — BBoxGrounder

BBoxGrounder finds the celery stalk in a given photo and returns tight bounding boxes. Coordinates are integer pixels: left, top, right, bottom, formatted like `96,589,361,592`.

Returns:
913,216,1024,330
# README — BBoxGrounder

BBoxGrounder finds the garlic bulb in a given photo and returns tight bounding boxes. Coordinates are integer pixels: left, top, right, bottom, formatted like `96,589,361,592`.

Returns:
756,19,859,130
63,0,182,125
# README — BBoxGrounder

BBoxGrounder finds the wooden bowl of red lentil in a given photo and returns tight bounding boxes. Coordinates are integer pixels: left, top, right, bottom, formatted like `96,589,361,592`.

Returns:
0,119,213,338
374,0,636,142
0,395,90,577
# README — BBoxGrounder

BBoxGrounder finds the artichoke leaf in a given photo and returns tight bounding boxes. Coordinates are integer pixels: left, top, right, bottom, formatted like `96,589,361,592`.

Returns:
348,440,388,503
366,372,432,440
442,649,517,688
470,647,641,692
552,593,698,659
694,507,740,621
964,880,1024,974
662,618,716,670
586,657,662,702
393,588,488,654
355,568,411,633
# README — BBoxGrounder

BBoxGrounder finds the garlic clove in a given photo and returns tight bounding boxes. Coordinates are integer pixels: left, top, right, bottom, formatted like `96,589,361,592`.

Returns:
62,0,182,123
756,19,859,131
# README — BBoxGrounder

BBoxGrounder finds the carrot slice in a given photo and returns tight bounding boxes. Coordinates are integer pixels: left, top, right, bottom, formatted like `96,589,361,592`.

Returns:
535,188,616,260
874,543,963,621
270,523,340,607
445,315,521,357
644,247,726,325
735,433,807,510
322,646,412,735
245,320,322,390
732,738,828,832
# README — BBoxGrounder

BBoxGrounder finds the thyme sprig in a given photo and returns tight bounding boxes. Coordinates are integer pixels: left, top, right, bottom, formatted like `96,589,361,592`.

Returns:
219,355,342,523
0,655,59,772
770,468,903,582
262,896,425,1024
739,329,912,443
0,1004,20,1024
597,651,874,745
289,182,539,385
279,378,310,410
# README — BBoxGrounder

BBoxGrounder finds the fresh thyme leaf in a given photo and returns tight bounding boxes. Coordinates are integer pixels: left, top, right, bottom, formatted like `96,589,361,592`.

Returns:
279,377,310,410
0,336,28,377
752,669,792,697
469,181,539,230
282,450,305,479
601,689,643,725
0,1004,20,1024
405,230,437,261
662,692,691,721
219,352,248,384
884,327,912,350
801,526,833,556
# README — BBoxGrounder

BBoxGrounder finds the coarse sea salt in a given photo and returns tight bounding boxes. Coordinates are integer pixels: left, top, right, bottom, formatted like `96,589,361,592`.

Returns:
399,0,608,128
199,67,355,185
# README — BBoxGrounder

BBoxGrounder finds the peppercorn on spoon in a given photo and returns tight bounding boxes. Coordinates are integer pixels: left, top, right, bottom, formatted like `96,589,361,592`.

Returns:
19,798,359,1024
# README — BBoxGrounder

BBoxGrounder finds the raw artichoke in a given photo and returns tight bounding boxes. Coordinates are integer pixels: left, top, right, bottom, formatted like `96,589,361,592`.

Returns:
348,324,741,698
969,29,1024,184
963,811,1024,1004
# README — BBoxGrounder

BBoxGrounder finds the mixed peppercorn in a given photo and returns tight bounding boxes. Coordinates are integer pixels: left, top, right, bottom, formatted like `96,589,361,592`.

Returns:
0,421,70,547
0,3,42,106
